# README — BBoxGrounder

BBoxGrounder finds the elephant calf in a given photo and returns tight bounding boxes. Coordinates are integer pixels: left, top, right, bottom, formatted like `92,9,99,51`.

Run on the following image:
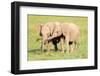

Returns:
39,22,61,53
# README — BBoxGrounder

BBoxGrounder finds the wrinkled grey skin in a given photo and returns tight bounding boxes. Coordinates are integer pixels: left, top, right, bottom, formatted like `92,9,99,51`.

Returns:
39,22,80,53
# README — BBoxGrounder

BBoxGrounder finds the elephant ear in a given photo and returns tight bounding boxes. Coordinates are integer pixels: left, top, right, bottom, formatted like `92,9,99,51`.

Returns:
38,24,43,36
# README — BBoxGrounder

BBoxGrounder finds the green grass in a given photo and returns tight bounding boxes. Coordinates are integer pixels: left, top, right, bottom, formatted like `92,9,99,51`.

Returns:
27,15,88,61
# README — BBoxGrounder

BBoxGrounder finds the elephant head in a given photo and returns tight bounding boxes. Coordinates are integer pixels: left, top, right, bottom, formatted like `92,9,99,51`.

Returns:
38,22,62,53
39,24,50,43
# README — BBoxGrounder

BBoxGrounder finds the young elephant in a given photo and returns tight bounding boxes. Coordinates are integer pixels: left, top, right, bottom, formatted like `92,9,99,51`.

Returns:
39,22,61,53
47,22,80,53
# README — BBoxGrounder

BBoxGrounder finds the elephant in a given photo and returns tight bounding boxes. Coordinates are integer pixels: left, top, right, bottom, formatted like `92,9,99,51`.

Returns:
47,22,80,53
38,22,62,53
61,22,80,53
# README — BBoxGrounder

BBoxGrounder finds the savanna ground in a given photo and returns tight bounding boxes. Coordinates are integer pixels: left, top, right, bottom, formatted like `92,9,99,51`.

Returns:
27,15,88,61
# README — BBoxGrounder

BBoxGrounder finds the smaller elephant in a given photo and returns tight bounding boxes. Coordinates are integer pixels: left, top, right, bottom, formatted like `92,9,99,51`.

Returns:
38,22,61,53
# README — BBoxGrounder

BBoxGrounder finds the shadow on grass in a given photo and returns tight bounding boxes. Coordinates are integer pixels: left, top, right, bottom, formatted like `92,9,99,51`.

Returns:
28,49,41,55
28,49,62,54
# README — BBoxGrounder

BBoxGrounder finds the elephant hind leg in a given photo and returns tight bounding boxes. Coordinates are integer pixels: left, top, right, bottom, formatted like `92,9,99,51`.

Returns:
74,41,80,51
69,41,74,53
60,37,64,53
69,41,79,53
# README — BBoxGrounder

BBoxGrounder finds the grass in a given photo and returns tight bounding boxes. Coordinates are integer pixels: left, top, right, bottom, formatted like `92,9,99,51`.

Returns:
27,15,88,61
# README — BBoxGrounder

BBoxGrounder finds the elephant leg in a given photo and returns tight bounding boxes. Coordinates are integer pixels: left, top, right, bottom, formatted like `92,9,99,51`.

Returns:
60,38,64,53
45,41,51,54
74,41,79,51
65,36,70,53
41,40,44,52
69,42,74,53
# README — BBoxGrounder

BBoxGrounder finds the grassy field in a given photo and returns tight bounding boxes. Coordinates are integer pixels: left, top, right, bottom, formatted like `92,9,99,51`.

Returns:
27,15,88,61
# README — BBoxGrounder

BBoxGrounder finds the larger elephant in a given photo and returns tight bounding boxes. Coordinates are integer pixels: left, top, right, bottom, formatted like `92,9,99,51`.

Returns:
47,22,80,53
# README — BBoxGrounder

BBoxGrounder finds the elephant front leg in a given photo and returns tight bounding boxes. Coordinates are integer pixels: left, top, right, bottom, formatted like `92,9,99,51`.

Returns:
65,37,70,53
45,41,51,55
41,40,44,52
60,38,64,53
